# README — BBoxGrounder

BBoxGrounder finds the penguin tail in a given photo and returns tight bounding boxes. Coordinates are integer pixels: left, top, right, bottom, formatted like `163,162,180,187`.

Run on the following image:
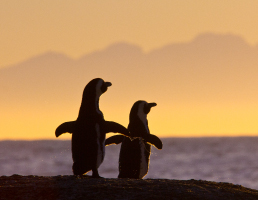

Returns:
105,135,125,146
55,121,76,137
104,121,130,137
145,134,163,150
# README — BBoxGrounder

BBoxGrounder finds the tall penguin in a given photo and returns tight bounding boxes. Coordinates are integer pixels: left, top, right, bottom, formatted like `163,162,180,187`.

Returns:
55,78,130,178
105,100,163,179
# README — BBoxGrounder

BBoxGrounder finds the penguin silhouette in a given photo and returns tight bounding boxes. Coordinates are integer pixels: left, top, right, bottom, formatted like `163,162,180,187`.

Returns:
105,100,162,179
55,78,130,178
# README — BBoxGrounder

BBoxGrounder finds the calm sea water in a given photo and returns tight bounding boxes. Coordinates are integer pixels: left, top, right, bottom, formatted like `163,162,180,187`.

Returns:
1,137,258,190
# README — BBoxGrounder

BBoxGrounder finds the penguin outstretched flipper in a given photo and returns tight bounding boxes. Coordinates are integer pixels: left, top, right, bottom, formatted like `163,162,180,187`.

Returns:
105,135,125,146
104,121,130,137
144,134,163,150
55,121,76,137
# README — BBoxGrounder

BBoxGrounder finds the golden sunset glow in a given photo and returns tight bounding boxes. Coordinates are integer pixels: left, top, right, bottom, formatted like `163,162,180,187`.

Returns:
1,1,258,140
2,1,258,67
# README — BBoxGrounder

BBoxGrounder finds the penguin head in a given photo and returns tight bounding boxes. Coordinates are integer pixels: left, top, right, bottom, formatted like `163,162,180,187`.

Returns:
129,101,162,150
83,78,112,98
130,100,157,122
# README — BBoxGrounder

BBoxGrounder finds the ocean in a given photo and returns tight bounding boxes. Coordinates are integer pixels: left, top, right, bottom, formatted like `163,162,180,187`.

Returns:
1,137,258,190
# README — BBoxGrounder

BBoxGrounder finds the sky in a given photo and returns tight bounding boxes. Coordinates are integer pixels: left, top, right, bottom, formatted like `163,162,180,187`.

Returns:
1,0,258,68
1,1,258,140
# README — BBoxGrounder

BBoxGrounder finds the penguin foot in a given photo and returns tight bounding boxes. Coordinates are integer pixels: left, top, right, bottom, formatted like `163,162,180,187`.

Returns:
78,174,91,179
92,169,103,178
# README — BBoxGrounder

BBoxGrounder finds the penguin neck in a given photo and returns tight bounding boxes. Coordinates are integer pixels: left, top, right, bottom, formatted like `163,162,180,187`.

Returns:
138,112,150,134
137,111,148,125
77,95,102,120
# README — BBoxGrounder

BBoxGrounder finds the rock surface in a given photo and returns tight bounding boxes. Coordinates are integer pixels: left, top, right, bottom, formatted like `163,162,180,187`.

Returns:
1,175,258,200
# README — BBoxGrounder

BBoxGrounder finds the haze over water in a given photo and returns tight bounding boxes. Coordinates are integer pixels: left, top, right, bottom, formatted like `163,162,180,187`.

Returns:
1,138,258,190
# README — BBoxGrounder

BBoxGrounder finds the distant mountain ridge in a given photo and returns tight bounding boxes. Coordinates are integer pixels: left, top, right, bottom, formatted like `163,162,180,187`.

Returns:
1,32,258,104
1,32,258,138
3,33,257,69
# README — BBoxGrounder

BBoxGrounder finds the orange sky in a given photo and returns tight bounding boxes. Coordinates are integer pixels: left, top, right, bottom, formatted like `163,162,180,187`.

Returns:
1,1,258,67
1,1,258,140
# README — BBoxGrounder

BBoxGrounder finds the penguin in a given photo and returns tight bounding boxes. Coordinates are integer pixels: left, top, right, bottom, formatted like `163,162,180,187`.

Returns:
55,78,131,178
105,100,163,179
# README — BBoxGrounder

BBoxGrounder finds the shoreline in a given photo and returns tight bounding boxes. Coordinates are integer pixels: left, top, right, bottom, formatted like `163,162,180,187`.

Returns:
1,175,258,200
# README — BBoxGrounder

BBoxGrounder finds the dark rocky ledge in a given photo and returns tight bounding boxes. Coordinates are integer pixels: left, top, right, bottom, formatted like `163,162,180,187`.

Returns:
1,175,258,200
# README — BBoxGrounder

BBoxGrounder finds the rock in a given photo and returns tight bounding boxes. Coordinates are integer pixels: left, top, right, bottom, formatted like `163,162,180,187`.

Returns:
0,175,258,200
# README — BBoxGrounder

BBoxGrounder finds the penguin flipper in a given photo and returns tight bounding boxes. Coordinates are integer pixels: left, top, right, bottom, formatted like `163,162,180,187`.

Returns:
104,121,130,137
55,121,76,137
145,134,163,150
105,135,125,146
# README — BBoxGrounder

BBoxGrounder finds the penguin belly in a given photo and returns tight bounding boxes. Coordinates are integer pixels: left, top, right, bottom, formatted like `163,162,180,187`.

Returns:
138,140,149,178
96,123,105,169
72,122,105,175
118,138,151,179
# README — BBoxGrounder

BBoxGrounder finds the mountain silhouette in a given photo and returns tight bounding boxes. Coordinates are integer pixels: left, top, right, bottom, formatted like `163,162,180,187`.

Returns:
1,33,258,138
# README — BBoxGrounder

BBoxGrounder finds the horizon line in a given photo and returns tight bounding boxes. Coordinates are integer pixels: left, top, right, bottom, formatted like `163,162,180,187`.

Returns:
1,135,258,141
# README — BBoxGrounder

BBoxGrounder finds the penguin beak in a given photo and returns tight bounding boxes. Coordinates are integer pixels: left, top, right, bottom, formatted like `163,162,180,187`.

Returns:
144,102,157,114
148,102,157,108
101,81,112,93
105,82,112,87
